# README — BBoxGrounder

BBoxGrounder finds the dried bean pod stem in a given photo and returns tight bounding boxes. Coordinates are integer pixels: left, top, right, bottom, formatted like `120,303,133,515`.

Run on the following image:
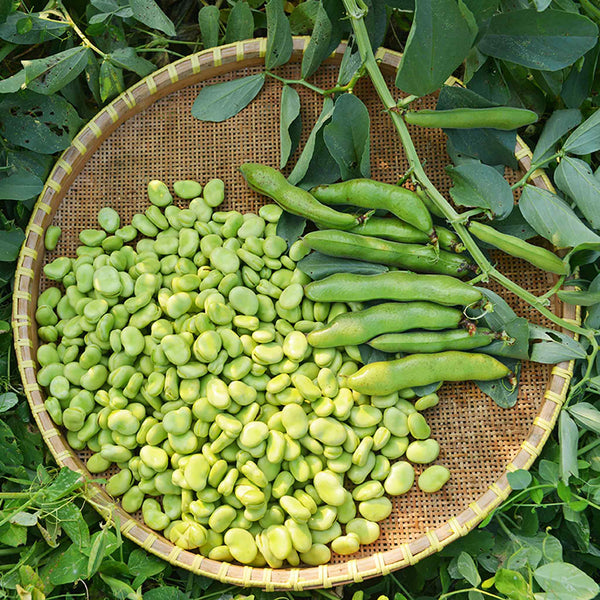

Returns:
468,221,568,275
303,230,476,277
311,179,434,236
404,107,538,131
368,328,498,354
346,351,513,395
239,163,361,230
307,302,464,348
304,272,482,307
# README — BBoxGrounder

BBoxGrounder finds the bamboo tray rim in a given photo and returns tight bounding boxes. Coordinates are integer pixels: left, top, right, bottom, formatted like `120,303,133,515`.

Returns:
12,37,579,591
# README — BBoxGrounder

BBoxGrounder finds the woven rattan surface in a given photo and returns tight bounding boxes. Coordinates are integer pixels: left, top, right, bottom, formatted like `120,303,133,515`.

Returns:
13,38,578,590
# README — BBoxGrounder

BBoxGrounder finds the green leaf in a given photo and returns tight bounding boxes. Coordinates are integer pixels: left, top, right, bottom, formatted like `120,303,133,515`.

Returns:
0,391,17,412
265,0,292,70
561,43,600,109
475,357,520,408
289,0,320,34
129,0,176,36
532,108,582,162
46,544,88,585
529,324,587,363
436,86,517,168
295,127,341,189
98,573,137,599
519,185,600,249
507,469,532,490
109,47,156,77
395,0,477,96
192,73,265,123
224,1,254,44
0,69,25,93
23,47,90,95
99,59,124,102
144,587,188,600
0,12,70,44
555,156,600,229
279,85,301,169
494,568,531,600
55,503,90,548
323,93,371,180
301,3,334,80
0,171,43,200
40,467,83,503
563,107,600,154
461,0,499,23
297,252,389,280
0,522,26,546
559,411,579,485
447,162,513,219
198,5,220,49
457,551,481,586
276,211,306,247
87,527,109,577
0,90,83,154
534,562,599,600
288,96,334,185
483,317,530,360
478,10,598,71
0,227,25,261
569,402,600,434
128,548,167,587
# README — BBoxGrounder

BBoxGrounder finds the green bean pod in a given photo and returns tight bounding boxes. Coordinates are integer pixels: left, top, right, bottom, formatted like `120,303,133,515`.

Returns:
368,328,498,354
468,221,568,275
239,163,361,230
346,351,513,395
303,230,476,277
304,272,482,307
349,217,464,252
307,302,464,348
404,107,538,131
311,179,434,237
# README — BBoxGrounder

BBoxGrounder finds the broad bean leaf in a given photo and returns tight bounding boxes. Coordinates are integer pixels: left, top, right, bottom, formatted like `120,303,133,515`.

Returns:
0,172,43,201
0,91,82,154
265,0,292,70
462,0,499,24
337,38,362,86
447,162,513,219
0,12,70,44
295,127,341,189
288,96,334,185
99,59,124,102
507,469,532,490
297,252,389,280
129,0,176,37
23,47,90,96
493,206,537,240
55,503,90,549
363,0,388,51
457,551,481,586
144,588,188,600
436,86,517,168
472,288,518,330
301,3,334,80
555,156,600,229
563,107,600,154
198,5,220,49
519,185,600,249
395,0,477,96
45,544,88,585
224,1,254,44
279,85,302,169
475,356,520,408
0,227,25,262
478,10,598,71
561,42,600,109
483,317,530,360
534,562,599,600
40,467,83,503
108,47,156,77
528,323,587,363
191,74,265,122
289,1,320,34
0,0,13,23
128,548,167,586
0,391,17,412
323,93,370,180
358,344,394,365
559,411,579,484
0,70,25,93
494,568,531,600
467,58,511,105
557,289,600,306
569,402,600,434
532,108,582,162
276,211,306,247
584,271,600,328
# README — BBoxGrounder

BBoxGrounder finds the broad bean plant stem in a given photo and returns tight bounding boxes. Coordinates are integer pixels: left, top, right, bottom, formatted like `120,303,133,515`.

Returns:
342,0,595,350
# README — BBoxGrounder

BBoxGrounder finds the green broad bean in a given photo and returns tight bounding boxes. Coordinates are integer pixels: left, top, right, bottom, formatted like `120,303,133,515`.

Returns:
406,439,440,464
415,393,439,411
203,179,225,207
384,461,414,495
407,412,431,439
106,469,132,496
418,465,451,493
331,533,360,555
45,226,62,251
299,543,331,566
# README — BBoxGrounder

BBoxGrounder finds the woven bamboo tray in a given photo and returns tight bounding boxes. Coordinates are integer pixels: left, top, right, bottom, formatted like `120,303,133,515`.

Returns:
13,37,578,590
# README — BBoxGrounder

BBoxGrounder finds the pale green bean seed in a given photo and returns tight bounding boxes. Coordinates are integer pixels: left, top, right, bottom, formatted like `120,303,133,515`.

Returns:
331,533,360,555
358,497,392,522
408,412,431,439
98,207,120,233
147,180,173,206
313,470,345,506
106,469,132,496
281,404,308,439
415,393,440,411
174,180,202,199
346,518,380,545
383,407,409,437
229,286,259,315
210,247,240,274
279,495,311,522
204,179,225,207
418,465,451,493
299,544,331,566
310,417,346,446
258,204,282,222
384,461,414,495
406,439,440,464
239,421,269,448
45,226,62,251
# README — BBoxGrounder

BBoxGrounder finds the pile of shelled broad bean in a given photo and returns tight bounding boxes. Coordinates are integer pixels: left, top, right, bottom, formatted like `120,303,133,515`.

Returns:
36,168,513,567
